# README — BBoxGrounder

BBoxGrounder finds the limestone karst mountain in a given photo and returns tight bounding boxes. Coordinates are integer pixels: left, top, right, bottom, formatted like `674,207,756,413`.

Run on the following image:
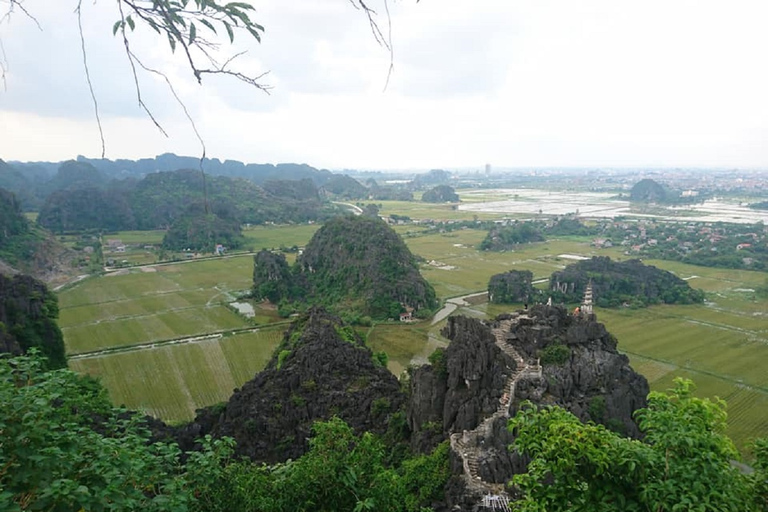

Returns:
408,305,649,509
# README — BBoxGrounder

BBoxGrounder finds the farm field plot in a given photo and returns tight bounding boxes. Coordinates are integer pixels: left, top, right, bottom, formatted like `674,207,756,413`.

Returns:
59,256,257,353
598,301,768,455
376,200,502,221
367,321,450,378
403,231,616,298
69,327,285,422
242,224,320,249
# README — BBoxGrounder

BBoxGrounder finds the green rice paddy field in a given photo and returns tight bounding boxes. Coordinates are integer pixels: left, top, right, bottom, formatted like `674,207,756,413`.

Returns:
69,327,284,421
58,224,768,453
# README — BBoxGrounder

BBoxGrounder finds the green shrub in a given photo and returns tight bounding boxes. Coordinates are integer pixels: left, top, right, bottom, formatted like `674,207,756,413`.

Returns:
276,349,291,370
371,397,391,416
540,343,571,365
588,395,606,420
428,348,447,377
373,350,389,368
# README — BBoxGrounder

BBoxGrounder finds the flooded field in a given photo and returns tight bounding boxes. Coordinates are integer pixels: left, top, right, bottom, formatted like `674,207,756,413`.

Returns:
458,188,768,224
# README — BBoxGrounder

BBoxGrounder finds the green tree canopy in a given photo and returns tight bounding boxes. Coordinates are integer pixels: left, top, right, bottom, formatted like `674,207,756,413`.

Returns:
509,378,766,511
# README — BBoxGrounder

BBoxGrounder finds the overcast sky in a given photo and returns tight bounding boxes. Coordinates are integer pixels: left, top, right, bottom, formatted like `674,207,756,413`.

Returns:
1,0,767,170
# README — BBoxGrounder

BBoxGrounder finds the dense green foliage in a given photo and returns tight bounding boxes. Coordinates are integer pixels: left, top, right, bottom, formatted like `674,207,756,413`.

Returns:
252,250,302,304
488,269,537,304
1,352,449,512
0,352,232,511
255,216,438,320
0,188,36,267
479,222,545,251
539,342,571,365
194,418,450,512
547,217,600,237
75,154,333,185
509,378,767,511
162,202,245,252
37,188,135,233
421,185,459,203
42,161,107,196
321,175,369,200
0,189,29,241
549,256,705,307
0,274,65,368
35,168,338,235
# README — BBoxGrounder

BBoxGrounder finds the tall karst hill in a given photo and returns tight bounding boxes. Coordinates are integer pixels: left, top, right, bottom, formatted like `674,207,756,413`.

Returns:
252,215,438,319
0,272,66,368
0,188,75,284
37,169,338,233
549,256,705,307
168,307,406,463
407,305,649,509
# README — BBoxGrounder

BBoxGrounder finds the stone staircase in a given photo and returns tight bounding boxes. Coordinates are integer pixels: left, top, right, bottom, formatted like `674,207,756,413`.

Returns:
448,317,543,509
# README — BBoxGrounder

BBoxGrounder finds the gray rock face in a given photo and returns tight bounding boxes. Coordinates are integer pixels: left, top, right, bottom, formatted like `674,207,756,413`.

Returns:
408,316,515,452
409,305,649,509
506,305,649,437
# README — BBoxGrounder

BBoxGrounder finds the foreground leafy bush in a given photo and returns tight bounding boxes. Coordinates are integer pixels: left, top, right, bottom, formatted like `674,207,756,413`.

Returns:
509,378,768,511
0,351,231,511
1,352,449,512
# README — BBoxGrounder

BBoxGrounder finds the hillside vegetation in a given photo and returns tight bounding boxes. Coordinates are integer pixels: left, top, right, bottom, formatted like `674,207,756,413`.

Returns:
549,256,705,307
0,273,65,368
38,169,338,233
252,216,438,320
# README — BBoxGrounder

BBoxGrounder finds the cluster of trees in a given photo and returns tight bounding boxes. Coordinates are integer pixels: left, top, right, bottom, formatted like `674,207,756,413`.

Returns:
37,167,337,235
0,351,449,512
4,348,765,511
549,257,705,307
629,178,710,205
479,222,545,251
0,273,65,368
421,185,459,203
488,270,537,304
510,379,768,511
252,216,438,320
487,256,706,308
0,188,39,268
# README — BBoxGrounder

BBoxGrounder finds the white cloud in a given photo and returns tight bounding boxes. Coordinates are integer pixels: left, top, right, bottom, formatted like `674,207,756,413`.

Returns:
1,0,767,168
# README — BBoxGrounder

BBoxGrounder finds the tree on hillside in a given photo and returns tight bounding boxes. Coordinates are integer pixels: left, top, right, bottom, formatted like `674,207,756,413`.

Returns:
509,378,766,511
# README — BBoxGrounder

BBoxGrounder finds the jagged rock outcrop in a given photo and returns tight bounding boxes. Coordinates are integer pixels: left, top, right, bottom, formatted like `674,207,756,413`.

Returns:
409,306,649,510
408,315,515,452
504,305,648,437
174,307,406,463
549,256,705,307
0,273,66,368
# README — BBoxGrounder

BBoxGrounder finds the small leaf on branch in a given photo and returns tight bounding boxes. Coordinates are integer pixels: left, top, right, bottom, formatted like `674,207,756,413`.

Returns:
199,18,216,34
223,20,234,43
189,23,196,44
126,16,135,31
112,20,122,36
168,33,177,52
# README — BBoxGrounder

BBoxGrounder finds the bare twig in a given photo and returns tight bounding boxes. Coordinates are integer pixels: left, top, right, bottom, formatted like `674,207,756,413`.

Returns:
348,0,394,91
75,0,105,158
0,36,8,91
129,52,209,213
382,0,393,91
116,0,168,137
1,0,42,30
